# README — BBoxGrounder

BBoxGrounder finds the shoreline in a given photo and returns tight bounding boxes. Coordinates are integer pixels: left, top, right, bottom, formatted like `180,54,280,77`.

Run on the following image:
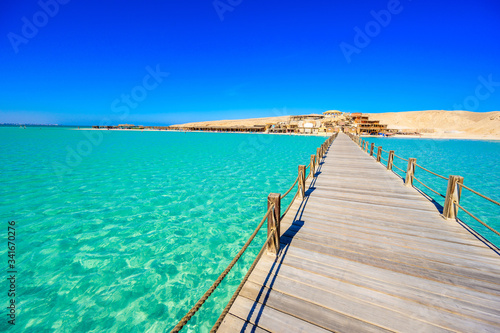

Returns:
75,128,331,137
361,133,500,141
76,128,500,141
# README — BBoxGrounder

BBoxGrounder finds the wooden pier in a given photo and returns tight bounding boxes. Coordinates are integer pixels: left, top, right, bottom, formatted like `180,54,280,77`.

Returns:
215,133,500,332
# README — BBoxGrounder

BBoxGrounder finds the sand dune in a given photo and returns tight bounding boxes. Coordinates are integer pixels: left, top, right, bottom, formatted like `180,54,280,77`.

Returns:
170,116,291,128
170,110,500,140
366,110,500,139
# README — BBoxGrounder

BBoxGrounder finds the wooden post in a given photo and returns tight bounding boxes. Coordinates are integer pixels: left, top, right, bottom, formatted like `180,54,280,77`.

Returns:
310,155,316,178
362,140,365,149
443,176,464,220
316,148,321,168
387,150,394,170
376,147,382,162
365,142,368,153
298,165,306,199
370,143,374,156
267,193,281,255
404,158,417,187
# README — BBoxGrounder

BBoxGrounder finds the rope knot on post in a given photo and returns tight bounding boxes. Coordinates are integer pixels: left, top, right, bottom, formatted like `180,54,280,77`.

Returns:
267,193,281,255
405,158,417,187
298,165,306,199
443,176,464,219
310,154,316,178
387,150,394,171
316,148,321,169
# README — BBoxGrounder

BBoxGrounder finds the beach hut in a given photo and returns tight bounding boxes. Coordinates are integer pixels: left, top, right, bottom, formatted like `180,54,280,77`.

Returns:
323,110,343,118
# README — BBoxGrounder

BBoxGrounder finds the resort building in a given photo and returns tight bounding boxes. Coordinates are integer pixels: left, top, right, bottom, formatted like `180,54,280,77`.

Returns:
91,110,393,135
323,110,343,118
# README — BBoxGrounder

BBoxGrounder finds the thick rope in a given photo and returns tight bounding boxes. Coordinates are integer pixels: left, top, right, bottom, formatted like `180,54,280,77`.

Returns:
393,153,408,162
210,230,276,332
282,176,299,200
455,201,500,237
381,148,389,153
413,177,446,198
458,183,500,207
392,163,406,173
281,190,299,220
170,205,274,333
415,164,448,180
380,157,388,162
172,136,334,332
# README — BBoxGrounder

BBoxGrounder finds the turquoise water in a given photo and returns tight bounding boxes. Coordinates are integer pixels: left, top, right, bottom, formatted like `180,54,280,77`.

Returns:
0,127,324,332
363,137,500,247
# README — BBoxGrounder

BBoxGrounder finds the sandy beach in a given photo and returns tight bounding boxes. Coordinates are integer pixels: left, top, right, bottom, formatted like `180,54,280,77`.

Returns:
83,110,500,140
169,110,500,140
365,110,500,140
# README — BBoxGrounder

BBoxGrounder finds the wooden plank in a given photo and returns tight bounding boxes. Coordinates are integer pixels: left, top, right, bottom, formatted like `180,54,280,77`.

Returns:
247,265,500,331
270,245,500,306
228,296,332,333
289,209,485,243
217,314,271,333
278,232,500,294
220,133,500,332
299,200,477,231
280,218,500,264
238,281,392,333
285,211,488,249
253,254,500,322
280,223,500,278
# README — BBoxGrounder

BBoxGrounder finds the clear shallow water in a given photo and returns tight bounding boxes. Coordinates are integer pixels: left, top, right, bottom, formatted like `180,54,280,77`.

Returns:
0,127,324,332
363,137,500,247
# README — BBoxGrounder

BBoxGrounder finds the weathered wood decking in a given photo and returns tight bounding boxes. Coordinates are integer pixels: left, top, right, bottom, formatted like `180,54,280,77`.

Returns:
217,133,500,332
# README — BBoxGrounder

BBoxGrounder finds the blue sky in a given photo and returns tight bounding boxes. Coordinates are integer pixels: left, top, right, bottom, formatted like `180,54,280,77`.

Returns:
1,0,499,125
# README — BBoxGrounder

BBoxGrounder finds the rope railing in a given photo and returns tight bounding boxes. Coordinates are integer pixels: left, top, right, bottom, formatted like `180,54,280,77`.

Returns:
413,177,446,198
454,201,500,237
281,191,299,220
281,176,299,199
210,229,276,332
458,183,500,207
171,133,337,332
392,163,406,173
170,205,274,332
349,134,499,244
415,164,448,180
393,153,408,162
